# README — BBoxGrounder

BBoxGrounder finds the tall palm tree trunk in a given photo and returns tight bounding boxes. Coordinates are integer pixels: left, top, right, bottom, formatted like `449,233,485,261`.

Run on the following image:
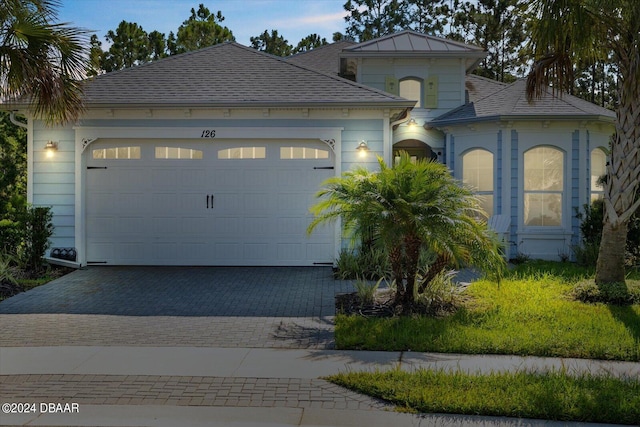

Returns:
595,48,640,284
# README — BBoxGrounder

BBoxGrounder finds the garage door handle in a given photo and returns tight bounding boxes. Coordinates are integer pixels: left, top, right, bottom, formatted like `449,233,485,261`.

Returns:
206,195,209,209
206,194,214,209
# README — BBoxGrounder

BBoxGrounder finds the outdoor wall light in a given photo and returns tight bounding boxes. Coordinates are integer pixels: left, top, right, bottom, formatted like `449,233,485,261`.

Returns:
407,118,417,127
45,141,58,158
356,140,370,158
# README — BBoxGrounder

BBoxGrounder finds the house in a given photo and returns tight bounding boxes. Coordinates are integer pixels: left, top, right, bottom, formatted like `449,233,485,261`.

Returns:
10,30,614,266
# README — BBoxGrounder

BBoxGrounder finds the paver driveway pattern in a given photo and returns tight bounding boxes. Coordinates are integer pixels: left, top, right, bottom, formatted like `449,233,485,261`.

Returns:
0,266,353,349
0,266,349,317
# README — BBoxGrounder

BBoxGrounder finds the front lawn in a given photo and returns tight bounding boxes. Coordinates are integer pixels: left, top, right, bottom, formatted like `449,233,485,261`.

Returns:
327,369,640,424
335,261,640,361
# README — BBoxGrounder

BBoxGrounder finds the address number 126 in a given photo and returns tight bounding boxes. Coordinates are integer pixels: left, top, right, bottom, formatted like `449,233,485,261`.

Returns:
201,130,216,138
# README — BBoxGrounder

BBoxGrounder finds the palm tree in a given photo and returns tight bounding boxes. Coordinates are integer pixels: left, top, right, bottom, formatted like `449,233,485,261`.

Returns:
526,0,640,284
1,0,89,124
308,153,505,314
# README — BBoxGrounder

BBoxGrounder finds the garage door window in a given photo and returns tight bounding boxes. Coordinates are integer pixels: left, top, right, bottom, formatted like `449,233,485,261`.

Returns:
155,146,203,159
92,146,141,159
218,147,266,159
280,147,329,159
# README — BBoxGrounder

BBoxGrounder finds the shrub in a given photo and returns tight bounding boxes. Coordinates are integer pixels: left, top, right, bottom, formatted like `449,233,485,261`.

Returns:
334,247,390,280
353,277,380,305
572,279,640,305
414,269,467,316
575,199,640,268
18,206,54,273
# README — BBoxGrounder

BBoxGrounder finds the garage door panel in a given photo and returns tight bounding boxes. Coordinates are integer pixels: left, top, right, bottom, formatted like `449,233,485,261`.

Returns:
86,140,334,266
212,217,240,235
243,168,273,189
86,193,117,214
152,168,180,189
277,243,303,261
180,216,210,235
118,193,148,215
214,243,242,260
119,169,150,188
243,243,269,261
242,217,272,235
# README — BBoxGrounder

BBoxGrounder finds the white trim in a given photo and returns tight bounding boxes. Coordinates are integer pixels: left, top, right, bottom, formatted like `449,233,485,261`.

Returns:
74,126,344,142
75,133,86,266
26,116,34,204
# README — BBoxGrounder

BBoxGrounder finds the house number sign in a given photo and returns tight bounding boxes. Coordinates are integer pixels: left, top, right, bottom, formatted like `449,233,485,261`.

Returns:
200,130,216,138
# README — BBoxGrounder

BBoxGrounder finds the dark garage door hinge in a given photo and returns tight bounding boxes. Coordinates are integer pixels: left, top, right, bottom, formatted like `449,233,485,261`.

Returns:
87,166,108,170
313,166,334,170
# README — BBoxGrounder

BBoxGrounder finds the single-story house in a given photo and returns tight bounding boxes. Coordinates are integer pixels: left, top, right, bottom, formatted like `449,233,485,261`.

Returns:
9,30,615,266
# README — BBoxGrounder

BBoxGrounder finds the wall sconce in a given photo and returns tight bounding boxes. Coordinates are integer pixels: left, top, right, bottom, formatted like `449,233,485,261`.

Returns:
407,118,417,127
45,141,58,158
356,140,369,158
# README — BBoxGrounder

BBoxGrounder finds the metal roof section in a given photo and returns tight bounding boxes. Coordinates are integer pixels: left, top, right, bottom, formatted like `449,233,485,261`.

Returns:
81,42,415,110
432,78,615,126
341,30,487,71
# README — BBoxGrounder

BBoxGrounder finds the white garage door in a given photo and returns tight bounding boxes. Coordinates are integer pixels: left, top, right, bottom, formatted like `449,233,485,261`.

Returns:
85,139,335,266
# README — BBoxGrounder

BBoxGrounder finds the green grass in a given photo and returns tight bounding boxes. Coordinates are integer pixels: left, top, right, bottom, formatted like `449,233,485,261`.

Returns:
327,369,640,424
335,261,640,361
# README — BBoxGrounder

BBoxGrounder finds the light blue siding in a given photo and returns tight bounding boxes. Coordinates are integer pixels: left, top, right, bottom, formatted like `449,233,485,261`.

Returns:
31,122,75,251
497,130,503,215
510,130,518,256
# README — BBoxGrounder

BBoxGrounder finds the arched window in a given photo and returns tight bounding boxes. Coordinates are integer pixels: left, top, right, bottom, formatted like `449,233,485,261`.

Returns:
399,77,422,108
590,148,607,202
462,149,494,217
524,146,564,226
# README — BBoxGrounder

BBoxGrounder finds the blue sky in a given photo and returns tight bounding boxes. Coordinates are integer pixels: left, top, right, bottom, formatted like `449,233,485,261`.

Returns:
58,0,348,47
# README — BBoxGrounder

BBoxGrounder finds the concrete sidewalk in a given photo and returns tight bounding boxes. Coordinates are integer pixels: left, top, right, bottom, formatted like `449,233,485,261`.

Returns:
1,346,635,426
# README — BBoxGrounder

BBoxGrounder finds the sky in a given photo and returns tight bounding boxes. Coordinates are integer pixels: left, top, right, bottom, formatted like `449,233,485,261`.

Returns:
57,0,349,47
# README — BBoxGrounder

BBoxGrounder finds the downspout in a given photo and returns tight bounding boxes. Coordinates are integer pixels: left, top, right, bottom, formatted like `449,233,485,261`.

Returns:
9,111,28,129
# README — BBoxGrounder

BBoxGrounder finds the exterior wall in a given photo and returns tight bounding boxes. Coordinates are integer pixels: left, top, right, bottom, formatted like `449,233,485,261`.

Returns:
358,57,465,120
30,108,389,264
30,120,76,250
443,120,614,261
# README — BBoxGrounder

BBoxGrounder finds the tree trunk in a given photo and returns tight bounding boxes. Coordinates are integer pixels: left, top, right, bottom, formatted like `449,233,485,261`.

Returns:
401,235,422,313
596,45,640,284
417,254,450,294
595,221,628,284
389,245,405,307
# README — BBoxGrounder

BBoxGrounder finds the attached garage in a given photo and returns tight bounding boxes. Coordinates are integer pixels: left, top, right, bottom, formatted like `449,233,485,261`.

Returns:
85,139,335,266
17,42,412,267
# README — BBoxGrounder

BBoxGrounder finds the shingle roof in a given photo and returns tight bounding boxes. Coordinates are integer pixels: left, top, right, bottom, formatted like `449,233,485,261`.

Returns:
343,30,486,56
286,41,356,75
432,79,615,126
465,75,508,103
82,42,414,109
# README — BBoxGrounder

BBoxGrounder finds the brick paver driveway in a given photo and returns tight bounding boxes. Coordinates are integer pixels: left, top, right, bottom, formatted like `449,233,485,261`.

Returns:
0,266,354,348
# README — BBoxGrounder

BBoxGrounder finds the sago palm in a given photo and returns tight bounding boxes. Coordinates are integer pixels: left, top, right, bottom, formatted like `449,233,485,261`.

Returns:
1,0,89,124
526,0,640,284
308,153,505,313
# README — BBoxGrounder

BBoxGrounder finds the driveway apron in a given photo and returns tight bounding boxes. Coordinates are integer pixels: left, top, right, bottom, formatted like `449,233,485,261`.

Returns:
0,266,354,349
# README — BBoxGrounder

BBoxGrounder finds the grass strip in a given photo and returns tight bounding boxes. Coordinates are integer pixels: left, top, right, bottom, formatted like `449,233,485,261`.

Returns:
327,369,640,424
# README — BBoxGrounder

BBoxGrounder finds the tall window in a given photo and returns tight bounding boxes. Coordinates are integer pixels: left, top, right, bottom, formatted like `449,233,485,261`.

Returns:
399,78,422,108
524,146,564,226
462,149,494,217
591,148,607,202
